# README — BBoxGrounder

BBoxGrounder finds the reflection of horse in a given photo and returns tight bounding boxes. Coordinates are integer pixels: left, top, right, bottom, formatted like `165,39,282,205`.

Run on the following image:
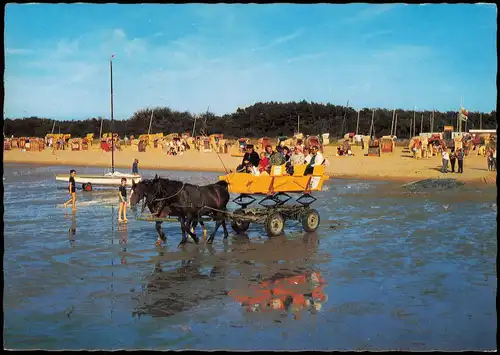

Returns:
133,232,323,319
130,175,230,247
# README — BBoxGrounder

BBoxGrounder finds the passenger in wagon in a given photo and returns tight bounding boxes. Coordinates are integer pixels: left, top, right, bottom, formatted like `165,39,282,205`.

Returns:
290,145,305,166
304,146,324,175
303,147,312,164
237,144,260,173
264,145,274,158
258,151,270,175
269,146,285,166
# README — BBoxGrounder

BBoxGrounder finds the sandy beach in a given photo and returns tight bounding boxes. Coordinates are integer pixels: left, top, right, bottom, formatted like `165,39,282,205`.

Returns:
3,145,497,186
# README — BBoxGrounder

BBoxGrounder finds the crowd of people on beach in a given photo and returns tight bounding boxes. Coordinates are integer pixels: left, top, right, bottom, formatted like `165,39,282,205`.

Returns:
236,143,327,176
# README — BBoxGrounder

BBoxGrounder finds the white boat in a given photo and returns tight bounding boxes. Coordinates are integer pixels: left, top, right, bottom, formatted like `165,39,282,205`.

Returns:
56,172,141,187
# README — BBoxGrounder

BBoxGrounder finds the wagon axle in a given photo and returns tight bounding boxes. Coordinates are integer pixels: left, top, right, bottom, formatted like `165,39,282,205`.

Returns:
229,193,320,237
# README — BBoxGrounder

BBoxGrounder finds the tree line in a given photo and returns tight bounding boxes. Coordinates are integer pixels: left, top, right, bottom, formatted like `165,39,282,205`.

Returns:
3,100,497,139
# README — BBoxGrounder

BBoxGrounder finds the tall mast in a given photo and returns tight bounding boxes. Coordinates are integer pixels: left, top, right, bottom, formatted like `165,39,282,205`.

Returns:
148,109,154,135
420,113,424,134
355,110,360,135
390,107,395,136
110,56,115,173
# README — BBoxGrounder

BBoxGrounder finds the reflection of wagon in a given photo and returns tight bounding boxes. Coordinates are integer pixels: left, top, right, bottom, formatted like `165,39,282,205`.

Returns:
229,270,327,313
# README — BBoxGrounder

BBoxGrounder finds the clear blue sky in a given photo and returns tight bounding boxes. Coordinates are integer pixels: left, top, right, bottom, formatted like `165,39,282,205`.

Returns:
4,3,497,120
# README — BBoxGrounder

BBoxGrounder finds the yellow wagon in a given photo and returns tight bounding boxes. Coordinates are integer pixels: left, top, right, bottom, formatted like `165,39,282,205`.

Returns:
216,165,328,236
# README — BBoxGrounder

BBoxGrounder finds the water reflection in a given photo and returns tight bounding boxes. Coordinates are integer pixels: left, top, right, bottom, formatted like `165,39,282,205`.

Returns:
65,210,77,247
118,223,128,264
133,232,325,320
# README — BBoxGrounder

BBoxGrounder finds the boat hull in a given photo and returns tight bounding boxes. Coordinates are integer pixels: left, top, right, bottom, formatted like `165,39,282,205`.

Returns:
55,174,142,187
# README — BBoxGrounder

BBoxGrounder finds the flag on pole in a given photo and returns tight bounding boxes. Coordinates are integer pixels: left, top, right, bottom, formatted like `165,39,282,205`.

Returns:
459,106,469,121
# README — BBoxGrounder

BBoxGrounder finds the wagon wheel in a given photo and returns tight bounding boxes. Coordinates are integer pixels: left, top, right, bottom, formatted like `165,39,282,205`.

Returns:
231,209,250,233
264,212,285,237
302,208,320,233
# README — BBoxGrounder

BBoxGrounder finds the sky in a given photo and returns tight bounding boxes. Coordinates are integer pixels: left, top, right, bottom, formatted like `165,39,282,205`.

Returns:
4,3,497,120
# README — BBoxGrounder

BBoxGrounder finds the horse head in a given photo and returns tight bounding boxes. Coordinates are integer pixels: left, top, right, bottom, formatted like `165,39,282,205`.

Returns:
130,179,150,207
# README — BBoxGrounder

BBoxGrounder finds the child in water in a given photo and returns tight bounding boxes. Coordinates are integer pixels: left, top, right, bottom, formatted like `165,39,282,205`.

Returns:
63,169,77,210
118,178,128,223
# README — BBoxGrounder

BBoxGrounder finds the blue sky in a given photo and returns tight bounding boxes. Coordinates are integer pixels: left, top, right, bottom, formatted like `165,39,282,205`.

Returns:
4,3,497,120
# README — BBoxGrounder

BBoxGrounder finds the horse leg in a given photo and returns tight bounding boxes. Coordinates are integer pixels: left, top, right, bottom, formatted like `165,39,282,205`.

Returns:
155,221,166,246
207,219,222,244
185,215,200,244
178,216,188,247
220,214,229,240
199,220,208,239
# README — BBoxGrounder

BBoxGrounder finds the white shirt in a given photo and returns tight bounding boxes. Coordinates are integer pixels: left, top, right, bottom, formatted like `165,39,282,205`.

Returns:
442,151,449,160
311,152,324,166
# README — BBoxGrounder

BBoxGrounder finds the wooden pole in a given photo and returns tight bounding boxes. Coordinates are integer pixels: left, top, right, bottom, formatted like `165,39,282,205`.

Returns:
410,118,412,138
192,116,197,137
394,113,398,137
413,108,416,137
110,58,115,173
420,113,424,134
298,114,300,134
390,107,396,136
99,117,103,139
355,110,360,135
147,109,154,135
480,113,482,129
431,109,434,133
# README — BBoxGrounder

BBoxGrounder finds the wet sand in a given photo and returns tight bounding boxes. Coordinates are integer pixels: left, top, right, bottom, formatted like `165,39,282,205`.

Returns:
3,145,497,186
3,165,497,350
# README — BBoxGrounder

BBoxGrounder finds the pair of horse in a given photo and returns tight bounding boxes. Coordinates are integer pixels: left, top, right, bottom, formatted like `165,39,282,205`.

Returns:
129,175,230,247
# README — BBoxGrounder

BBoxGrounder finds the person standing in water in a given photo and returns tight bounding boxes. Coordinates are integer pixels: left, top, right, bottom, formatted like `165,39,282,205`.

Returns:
118,178,128,223
132,158,139,175
63,169,77,210
456,148,465,174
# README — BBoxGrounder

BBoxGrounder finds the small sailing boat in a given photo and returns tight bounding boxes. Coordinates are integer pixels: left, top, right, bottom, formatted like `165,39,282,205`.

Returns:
56,56,142,188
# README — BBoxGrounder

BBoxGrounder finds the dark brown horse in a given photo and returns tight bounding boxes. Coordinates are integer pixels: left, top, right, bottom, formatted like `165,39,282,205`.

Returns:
130,175,230,247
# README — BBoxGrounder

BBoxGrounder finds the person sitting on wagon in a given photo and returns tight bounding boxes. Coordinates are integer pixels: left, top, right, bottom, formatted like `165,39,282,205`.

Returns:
282,146,291,163
286,145,305,175
258,151,270,175
269,146,285,166
303,147,312,164
264,144,273,158
237,144,260,173
304,146,324,175
290,145,305,166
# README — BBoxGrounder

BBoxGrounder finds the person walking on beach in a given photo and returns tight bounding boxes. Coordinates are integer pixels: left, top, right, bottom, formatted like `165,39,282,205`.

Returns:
63,169,77,210
440,148,449,173
456,148,464,174
487,148,494,171
493,148,497,171
449,148,457,173
118,178,128,223
132,158,139,175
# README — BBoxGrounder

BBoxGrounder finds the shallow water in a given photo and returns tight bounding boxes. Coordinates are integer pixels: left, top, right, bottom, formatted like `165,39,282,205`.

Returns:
3,163,497,350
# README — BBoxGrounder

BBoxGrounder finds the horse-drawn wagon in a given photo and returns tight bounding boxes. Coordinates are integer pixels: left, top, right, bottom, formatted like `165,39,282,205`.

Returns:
132,164,328,246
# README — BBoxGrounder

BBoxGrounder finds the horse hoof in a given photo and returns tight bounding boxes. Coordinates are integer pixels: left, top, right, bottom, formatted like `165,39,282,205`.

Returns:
155,240,162,247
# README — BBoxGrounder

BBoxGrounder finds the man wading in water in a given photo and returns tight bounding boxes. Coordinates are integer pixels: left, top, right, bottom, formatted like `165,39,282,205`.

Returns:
63,169,77,210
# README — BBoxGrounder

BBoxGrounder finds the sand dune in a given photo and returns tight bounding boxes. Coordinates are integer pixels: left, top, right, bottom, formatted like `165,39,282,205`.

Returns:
3,145,496,186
